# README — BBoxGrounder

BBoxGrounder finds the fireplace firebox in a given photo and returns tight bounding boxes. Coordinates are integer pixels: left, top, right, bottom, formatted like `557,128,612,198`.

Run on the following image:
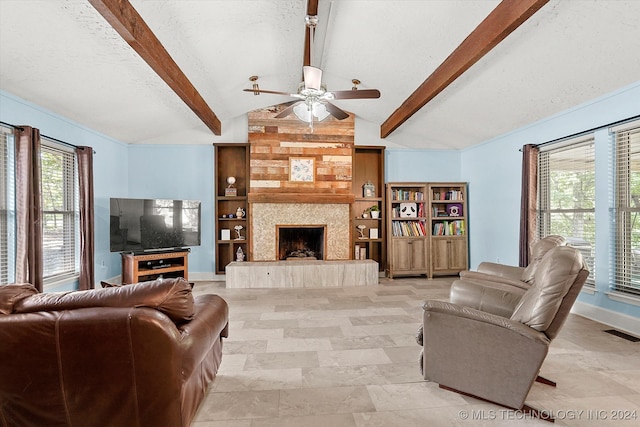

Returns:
277,225,326,260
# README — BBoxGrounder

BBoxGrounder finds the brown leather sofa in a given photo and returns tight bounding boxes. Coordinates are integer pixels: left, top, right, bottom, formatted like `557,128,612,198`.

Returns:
0,277,229,427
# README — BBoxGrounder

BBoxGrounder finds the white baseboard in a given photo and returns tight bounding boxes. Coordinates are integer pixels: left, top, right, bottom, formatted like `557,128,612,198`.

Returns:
572,301,640,337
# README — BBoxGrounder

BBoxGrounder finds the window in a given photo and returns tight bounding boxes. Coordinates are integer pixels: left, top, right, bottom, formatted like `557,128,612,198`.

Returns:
0,125,15,284
613,121,640,296
537,136,596,286
41,139,79,284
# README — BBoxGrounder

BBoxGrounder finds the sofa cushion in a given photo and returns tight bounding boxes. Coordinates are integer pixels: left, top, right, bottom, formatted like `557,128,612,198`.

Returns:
511,246,583,331
521,235,566,284
13,277,195,322
0,283,39,315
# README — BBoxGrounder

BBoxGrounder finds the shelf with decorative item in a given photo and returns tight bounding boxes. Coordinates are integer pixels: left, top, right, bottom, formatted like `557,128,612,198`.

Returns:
214,143,250,274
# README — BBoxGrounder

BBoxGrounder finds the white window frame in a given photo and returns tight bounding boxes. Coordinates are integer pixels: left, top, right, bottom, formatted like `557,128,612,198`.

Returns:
0,125,16,284
611,119,640,297
41,138,80,287
537,135,596,287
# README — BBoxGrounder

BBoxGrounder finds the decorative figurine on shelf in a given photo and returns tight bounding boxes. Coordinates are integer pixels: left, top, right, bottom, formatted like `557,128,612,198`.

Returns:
362,181,375,198
236,207,245,218
357,224,367,239
236,246,244,262
225,176,237,197
234,225,244,240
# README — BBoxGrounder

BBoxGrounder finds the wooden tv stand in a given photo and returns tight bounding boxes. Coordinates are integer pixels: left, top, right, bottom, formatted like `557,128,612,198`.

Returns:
121,250,189,284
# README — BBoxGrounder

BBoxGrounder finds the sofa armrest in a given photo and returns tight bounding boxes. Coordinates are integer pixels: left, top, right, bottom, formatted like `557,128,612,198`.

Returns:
458,270,530,290
465,262,524,280
175,295,228,378
423,300,548,342
449,278,526,317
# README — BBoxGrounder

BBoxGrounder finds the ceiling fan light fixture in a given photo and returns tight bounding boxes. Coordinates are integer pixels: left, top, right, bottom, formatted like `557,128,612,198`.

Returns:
293,101,330,123
312,103,330,121
303,66,323,92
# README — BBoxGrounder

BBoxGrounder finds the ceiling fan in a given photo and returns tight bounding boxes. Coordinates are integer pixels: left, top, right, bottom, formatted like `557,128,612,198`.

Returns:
243,14,380,125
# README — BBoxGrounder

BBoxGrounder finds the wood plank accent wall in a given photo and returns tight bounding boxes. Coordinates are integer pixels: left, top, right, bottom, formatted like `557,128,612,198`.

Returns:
248,105,355,204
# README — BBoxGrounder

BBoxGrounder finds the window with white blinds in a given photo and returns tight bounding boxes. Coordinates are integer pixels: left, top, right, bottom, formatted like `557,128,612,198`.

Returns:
537,136,596,286
613,121,640,296
0,125,15,285
41,139,79,283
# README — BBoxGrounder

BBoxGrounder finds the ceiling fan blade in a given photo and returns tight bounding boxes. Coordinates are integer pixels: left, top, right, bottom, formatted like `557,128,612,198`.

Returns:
331,89,381,100
325,102,349,120
242,88,294,96
275,101,302,118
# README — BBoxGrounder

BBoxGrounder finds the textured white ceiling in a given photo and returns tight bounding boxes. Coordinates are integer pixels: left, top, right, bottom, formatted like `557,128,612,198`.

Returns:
1,0,639,149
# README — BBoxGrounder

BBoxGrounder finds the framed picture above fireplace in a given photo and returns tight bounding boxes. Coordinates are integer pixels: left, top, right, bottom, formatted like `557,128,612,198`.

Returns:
289,157,315,182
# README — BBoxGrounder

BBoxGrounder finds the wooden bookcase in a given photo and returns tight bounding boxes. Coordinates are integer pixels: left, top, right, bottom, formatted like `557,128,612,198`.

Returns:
352,146,385,271
386,182,469,278
428,182,469,277
386,183,429,278
214,143,250,274
121,250,189,284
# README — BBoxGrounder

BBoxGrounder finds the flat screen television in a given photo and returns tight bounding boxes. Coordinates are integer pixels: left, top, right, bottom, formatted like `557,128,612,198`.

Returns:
110,198,201,253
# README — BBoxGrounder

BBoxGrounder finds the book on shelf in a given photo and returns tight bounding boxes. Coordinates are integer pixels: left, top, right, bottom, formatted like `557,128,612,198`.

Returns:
391,189,424,201
391,220,426,237
359,247,367,260
432,190,463,201
355,244,360,260
432,220,465,236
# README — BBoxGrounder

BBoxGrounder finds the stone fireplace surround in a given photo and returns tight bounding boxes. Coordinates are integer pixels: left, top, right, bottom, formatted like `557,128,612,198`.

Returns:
251,203,350,261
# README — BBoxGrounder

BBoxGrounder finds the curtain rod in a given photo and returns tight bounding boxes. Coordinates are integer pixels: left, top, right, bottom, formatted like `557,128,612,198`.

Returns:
533,114,640,149
0,120,95,153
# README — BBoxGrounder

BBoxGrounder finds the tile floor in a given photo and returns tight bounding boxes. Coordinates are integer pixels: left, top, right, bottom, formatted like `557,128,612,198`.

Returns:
191,277,640,426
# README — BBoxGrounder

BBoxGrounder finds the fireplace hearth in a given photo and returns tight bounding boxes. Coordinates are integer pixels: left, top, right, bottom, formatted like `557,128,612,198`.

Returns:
277,225,326,261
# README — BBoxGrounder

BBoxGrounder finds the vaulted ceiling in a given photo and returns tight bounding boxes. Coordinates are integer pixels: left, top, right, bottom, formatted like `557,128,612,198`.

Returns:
1,0,639,150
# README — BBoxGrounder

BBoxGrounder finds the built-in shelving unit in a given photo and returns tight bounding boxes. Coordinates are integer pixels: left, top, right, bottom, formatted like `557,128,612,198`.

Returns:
352,146,385,271
214,143,250,274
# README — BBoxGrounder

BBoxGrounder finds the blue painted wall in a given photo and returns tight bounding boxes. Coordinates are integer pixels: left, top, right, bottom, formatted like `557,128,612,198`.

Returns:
127,144,214,274
385,149,462,183
460,81,640,319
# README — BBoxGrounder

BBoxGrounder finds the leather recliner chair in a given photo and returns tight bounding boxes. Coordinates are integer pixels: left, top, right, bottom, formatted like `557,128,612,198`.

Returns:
459,235,566,288
0,277,229,427
420,246,589,421
450,235,566,317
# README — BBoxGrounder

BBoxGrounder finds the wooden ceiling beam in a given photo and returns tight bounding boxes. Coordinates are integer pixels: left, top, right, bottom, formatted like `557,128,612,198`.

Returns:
89,0,222,135
380,0,549,139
